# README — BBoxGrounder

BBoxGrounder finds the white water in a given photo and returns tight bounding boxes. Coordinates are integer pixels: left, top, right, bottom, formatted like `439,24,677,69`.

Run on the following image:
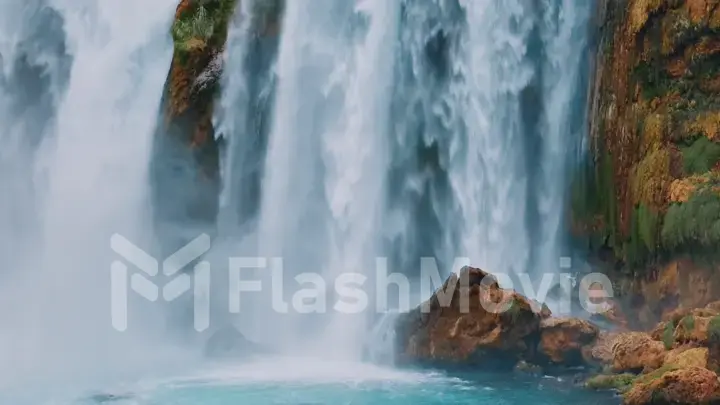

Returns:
248,0,399,359
451,0,537,275
213,0,592,359
0,0,185,395
0,0,593,399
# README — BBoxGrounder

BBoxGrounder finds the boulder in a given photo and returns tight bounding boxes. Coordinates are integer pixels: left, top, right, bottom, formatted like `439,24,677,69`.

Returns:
674,315,713,346
589,331,620,366
611,332,666,373
537,317,599,366
663,347,708,369
623,366,720,405
394,267,547,367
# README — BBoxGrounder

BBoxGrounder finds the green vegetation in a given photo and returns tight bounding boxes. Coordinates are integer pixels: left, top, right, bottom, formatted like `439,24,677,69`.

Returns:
663,320,675,350
585,373,636,392
634,364,679,385
681,314,696,331
172,0,238,54
680,136,720,175
662,189,720,249
638,204,661,251
708,315,720,341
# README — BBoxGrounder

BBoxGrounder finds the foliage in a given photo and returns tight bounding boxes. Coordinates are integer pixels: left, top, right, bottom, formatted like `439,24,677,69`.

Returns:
680,136,720,175
635,364,679,385
662,189,720,249
172,0,238,55
709,316,720,341
637,204,661,252
631,148,671,209
585,373,636,391
681,314,696,331
663,320,676,350
172,5,215,52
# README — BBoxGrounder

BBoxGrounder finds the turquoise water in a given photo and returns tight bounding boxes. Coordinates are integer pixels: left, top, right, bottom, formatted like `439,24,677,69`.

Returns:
63,358,617,405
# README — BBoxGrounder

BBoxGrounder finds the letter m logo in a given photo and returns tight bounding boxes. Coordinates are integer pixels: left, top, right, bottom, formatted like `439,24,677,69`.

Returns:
110,233,211,331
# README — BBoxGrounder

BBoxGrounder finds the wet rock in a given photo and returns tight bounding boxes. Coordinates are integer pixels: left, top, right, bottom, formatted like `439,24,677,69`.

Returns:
394,266,547,367
538,317,599,366
623,366,720,405
589,331,620,366
514,360,543,376
611,332,666,373
663,347,708,369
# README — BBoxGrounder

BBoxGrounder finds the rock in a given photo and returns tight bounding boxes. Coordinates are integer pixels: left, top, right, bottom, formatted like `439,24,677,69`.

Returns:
662,307,719,324
538,317,599,366
585,373,635,392
394,266,546,367
674,315,713,346
514,360,543,376
591,298,630,331
204,325,268,358
623,366,720,405
611,332,666,373
663,347,708,369
589,331,620,366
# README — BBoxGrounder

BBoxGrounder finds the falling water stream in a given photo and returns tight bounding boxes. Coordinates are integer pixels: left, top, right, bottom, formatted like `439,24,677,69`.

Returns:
0,0,598,403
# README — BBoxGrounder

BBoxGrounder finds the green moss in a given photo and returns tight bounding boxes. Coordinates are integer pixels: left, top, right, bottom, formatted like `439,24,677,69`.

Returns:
661,8,699,55
709,315,720,341
632,148,671,209
663,320,676,349
585,373,636,391
681,314,696,331
172,0,238,55
680,136,720,175
638,204,661,251
633,60,675,100
635,364,679,385
662,189,720,249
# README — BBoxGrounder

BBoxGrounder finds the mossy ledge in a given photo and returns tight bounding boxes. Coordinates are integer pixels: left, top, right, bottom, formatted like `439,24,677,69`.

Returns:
575,0,720,273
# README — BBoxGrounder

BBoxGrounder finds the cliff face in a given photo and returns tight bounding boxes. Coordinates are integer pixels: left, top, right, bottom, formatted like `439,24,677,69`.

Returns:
577,0,720,326
151,0,281,241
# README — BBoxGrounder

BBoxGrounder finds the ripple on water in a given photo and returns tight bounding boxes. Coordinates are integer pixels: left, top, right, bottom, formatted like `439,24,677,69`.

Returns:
62,358,618,405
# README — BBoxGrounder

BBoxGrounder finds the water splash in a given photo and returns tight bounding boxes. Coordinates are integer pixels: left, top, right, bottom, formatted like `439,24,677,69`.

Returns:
0,0,184,392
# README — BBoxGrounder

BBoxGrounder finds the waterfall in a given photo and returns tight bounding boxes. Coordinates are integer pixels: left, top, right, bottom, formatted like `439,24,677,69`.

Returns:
0,0,181,392
249,0,399,359
214,0,592,359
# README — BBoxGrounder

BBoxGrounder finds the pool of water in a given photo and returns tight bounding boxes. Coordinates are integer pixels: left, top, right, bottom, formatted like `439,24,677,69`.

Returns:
59,358,618,405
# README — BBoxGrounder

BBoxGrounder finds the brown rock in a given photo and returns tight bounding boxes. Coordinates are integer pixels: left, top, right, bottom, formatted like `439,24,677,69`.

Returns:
538,317,599,365
664,347,709,369
674,316,712,345
394,267,546,366
612,332,666,373
590,331,620,366
623,366,720,405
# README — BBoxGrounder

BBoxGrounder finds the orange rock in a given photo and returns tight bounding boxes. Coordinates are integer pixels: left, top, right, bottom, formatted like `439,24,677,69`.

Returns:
394,267,546,365
612,332,666,373
664,347,708,369
538,317,599,365
623,366,720,405
590,331,620,366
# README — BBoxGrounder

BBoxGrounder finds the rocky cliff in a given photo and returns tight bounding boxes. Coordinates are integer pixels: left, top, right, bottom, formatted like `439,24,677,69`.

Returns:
151,0,281,241
575,0,720,327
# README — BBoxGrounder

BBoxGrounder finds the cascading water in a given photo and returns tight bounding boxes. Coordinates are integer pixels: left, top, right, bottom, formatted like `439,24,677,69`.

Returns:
0,0,185,396
213,0,591,358
0,0,609,403
240,0,399,359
